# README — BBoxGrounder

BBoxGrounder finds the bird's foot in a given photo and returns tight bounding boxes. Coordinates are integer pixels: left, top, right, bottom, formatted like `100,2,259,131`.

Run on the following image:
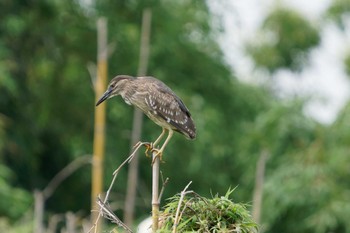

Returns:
133,141,150,150
133,141,154,157
134,141,164,164
151,148,164,165
144,142,153,158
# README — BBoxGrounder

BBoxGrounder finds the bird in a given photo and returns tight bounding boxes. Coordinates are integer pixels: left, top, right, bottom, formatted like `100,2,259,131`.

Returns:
96,75,196,161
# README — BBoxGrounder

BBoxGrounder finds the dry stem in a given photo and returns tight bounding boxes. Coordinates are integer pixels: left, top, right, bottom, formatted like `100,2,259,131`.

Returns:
87,141,168,233
158,172,169,203
173,181,193,233
88,142,148,233
96,197,133,233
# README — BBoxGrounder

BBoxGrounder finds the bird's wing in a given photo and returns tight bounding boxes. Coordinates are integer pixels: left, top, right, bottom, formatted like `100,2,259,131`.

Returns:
144,81,196,139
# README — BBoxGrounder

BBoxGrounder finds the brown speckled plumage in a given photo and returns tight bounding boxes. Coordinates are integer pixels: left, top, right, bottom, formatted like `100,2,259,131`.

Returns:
96,75,196,157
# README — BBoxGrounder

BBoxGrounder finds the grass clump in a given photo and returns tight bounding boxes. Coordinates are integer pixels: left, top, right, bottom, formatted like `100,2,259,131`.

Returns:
158,188,258,233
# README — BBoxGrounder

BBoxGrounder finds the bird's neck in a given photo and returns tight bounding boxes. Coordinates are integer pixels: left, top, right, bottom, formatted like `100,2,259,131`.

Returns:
120,81,136,105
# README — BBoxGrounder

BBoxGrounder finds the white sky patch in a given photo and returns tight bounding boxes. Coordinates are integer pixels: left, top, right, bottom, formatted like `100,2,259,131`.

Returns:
208,0,350,124
283,0,332,21
274,23,350,123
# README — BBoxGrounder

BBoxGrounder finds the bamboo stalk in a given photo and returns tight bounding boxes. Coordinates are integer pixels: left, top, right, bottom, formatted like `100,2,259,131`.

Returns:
152,153,160,232
92,17,108,232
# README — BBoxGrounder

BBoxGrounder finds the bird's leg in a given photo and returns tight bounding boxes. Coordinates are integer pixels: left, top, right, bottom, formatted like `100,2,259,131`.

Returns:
151,129,173,164
145,128,166,157
153,128,166,148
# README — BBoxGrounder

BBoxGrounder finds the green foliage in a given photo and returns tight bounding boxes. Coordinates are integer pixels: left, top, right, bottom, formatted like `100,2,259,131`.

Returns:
235,99,350,232
0,164,32,220
327,0,350,29
345,53,350,77
236,100,315,184
0,216,33,233
247,8,320,72
0,0,350,232
1,0,264,224
98,0,270,210
0,111,32,220
263,134,350,233
159,188,257,232
0,0,94,216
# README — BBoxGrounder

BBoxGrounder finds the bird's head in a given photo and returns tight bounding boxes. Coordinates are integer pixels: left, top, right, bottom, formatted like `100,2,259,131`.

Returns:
96,75,134,106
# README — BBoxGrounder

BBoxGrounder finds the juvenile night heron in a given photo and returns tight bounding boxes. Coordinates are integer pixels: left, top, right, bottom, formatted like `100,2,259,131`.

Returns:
96,75,196,160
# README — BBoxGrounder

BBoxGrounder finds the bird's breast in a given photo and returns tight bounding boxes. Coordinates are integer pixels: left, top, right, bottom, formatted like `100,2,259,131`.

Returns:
120,90,133,105
124,97,132,105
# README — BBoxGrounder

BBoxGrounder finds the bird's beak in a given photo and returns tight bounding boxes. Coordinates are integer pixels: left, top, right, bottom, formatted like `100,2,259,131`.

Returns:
96,88,112,106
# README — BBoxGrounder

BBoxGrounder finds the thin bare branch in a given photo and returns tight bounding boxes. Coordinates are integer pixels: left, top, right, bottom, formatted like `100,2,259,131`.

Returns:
97,197,133,233
87,141,148,233
43,155,92,200
158,174,169,203
114,141,150,175
173,181,192,233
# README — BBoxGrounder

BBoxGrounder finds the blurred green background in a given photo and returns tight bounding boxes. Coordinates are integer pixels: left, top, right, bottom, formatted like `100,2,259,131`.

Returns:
0,0,350,232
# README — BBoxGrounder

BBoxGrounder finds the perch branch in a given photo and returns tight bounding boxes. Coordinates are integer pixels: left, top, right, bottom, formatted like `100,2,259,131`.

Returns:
151,151,160,232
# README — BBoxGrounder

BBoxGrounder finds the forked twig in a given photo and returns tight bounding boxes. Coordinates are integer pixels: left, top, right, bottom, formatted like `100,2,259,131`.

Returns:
96,197,133,233
158,172,169,203
87,141,149,233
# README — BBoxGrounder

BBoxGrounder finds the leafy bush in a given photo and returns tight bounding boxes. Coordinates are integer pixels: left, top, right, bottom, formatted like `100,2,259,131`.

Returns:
159,188,258,233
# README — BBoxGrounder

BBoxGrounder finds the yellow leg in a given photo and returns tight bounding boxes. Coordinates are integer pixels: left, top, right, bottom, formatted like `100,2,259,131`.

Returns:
145,128,166,157
153,128,166,147
152,129,173,163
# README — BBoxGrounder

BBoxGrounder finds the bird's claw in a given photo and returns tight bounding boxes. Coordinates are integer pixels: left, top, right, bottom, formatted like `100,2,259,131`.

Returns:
144,142,153,158
133,141,154,158
133,141,151,150
151,148,164,165
133,141,164,165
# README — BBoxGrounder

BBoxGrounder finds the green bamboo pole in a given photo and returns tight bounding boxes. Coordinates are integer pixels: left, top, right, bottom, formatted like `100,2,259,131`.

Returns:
91,17,108,233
